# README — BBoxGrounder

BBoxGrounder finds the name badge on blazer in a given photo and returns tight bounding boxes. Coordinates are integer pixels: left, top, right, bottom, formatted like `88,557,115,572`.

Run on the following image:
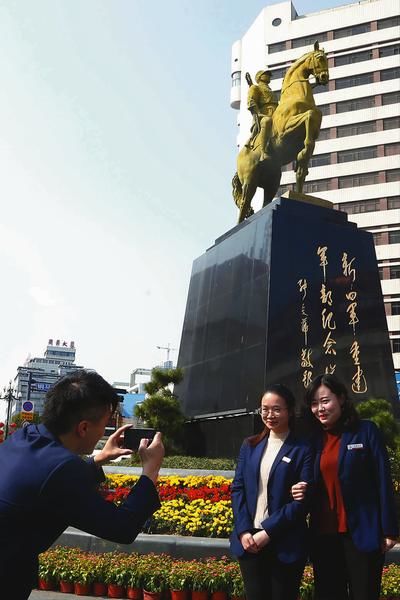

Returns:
282,456,291,463
347,443,363,450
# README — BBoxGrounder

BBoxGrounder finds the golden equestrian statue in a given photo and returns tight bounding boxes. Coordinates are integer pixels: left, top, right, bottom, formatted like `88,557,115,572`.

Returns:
232,42,329,223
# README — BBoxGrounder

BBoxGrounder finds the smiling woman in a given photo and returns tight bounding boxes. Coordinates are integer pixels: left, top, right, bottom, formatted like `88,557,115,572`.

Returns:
302,373,399,600
230,383,313,600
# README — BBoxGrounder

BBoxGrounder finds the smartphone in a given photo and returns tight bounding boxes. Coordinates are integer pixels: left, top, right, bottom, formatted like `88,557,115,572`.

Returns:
124,428,156,451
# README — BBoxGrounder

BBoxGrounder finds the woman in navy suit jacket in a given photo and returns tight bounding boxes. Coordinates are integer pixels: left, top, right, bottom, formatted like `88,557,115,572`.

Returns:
293,374,398,600
230,384,313,600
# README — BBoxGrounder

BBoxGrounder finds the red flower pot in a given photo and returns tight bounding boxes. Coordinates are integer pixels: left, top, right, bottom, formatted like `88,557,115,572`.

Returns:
143,590,162,600
60,580,74,593
75,582,92,596
93,581,108,596
108,583,126,598
192,592,208,600
171,591,189,600
127,587,143,599
38,579,55,591
211,592,228,600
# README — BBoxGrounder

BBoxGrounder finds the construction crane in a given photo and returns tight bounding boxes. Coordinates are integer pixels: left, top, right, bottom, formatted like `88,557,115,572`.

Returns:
156,343,176,365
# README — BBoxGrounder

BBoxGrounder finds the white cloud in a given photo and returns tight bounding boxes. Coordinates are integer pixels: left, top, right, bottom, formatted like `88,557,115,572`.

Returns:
28,286,58,308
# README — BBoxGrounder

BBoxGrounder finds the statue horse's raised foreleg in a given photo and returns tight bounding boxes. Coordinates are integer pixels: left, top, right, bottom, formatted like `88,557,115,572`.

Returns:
295,108,322,193
234,146,260,223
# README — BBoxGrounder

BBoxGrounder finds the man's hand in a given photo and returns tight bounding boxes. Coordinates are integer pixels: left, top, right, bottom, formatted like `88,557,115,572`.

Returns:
239,532,259,554
252,529,270,550
291,481,308,501
93,424,134,466
139,432,164,484
382,537,398,553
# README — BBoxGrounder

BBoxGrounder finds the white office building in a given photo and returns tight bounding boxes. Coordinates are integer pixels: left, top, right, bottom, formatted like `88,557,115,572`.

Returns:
230,0,400,368
12,339,82,417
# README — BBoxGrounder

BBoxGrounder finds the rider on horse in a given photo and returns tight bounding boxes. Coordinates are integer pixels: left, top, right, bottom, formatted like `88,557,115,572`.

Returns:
246,69,278,161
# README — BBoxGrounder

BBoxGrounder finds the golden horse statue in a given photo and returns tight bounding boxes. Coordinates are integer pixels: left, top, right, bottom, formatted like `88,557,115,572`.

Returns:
232,42,329,223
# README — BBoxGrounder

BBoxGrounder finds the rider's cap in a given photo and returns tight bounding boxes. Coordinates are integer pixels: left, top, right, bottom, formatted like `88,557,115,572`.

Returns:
255,69,272,82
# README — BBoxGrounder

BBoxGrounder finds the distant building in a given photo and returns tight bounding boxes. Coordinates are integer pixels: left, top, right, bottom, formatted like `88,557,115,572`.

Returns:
230,0,400,369
12,339,83,418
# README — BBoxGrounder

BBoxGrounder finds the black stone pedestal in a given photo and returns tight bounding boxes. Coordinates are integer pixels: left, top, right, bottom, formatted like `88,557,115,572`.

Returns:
176,195,398,458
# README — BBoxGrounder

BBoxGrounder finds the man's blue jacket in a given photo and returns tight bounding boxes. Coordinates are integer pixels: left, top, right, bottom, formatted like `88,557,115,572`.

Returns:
0,423,160,599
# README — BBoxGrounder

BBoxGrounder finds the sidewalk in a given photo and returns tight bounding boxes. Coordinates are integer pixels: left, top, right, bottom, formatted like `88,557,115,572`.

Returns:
30,592,97,600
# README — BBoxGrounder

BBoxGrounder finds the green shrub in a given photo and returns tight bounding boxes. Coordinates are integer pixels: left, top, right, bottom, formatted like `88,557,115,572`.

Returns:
110,454,236,470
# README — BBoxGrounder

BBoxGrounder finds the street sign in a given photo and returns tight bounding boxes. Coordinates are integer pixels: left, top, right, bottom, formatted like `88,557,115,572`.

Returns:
22,401,34,413
21,412,34,421
30,382,52,392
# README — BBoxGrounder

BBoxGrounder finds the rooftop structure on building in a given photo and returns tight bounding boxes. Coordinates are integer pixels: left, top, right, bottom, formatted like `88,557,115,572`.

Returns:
12,339,83,418
230,0,400,369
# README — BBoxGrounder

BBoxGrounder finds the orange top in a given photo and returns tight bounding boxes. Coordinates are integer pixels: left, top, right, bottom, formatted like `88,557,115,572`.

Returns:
313,430,347,534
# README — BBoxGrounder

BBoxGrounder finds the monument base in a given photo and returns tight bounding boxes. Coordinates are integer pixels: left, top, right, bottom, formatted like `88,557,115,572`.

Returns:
177,195,397,458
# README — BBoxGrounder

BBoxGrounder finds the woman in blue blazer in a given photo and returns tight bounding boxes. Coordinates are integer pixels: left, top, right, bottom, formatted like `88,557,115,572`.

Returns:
293,373,398,600
230,383,313,600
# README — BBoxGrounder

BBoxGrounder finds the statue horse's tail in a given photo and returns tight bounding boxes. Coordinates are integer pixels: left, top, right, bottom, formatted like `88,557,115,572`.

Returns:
232,172,242,209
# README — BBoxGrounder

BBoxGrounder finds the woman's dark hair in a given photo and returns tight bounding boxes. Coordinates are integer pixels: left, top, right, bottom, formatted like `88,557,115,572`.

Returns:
304,373,360,430
42,369,119,436
248,383,296,447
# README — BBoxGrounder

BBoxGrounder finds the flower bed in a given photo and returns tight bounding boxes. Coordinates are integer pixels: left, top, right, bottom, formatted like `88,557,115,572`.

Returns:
37,547,400,599
101,475,233,538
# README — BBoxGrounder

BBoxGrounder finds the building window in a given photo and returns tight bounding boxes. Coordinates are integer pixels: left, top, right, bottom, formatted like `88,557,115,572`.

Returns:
313,84,328,94
338,199,380,214
281,162,295,172
309,153,331,167
271,66,288,79
378,16,400,30
333,22,371,39
268,41,286,53
336,96,375,113
378,267,384,279
391,339,400,353
387,170,400,183
390,265,400,279
388,196,400,209
279,184,293,194
318,104,330,116
382,91,400,105
231,71,241,87
338,172,379,188
338,147,377,163
392,301,400,315
318,128,330,141
372,232,383,245
292,32,328,49
302,179,331,193
272,18,282,26
335,72,374,90
385,143,400,157
337,121,376,137
389,230,400,244
334,49,372,66
379,44,400,58
383,116,400,130
381,67,400,81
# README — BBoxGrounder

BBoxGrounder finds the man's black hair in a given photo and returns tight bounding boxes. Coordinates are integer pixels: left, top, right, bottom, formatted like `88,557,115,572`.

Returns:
42,369,119,436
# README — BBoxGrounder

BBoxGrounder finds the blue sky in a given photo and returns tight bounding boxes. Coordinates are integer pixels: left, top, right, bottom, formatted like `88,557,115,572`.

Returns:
0,0,348,399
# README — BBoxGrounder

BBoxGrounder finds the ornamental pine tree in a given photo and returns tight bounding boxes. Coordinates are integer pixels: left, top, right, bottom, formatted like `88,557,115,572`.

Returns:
134,367,185,453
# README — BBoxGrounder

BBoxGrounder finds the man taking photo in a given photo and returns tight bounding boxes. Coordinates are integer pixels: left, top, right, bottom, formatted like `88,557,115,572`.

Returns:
0,369,164,599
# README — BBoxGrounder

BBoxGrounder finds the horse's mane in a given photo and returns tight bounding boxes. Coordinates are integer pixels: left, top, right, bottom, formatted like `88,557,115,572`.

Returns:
282,51,312,88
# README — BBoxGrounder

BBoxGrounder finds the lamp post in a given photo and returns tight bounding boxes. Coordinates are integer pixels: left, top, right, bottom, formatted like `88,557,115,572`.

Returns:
0,382,21,439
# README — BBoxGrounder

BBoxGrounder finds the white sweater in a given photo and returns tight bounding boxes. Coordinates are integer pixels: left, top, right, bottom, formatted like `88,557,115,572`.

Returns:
253,430,289,529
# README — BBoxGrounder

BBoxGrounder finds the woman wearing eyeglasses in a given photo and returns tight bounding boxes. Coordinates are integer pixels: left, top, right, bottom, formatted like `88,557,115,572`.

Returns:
230,383,313,600
292,373,398,600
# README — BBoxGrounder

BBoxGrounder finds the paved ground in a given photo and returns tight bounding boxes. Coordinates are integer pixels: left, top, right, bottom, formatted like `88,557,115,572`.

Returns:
30,591,102,600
